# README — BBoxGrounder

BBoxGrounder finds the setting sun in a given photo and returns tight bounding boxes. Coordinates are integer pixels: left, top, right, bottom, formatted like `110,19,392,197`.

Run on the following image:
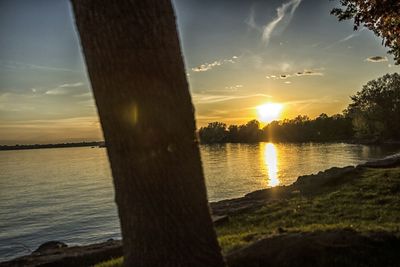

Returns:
256,103,283,123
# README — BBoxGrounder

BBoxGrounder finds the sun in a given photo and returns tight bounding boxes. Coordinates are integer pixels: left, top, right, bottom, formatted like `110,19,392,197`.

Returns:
256,103,283,123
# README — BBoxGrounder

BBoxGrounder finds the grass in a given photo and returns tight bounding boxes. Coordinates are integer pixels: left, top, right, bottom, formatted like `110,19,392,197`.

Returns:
93,257,123,267
218,167,400,252
94,167,400,266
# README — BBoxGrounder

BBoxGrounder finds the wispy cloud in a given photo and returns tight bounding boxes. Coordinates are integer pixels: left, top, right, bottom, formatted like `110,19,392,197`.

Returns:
59,82,84,88
45,82,85,95
245,7,260,31
74,92,93,98
0,60,75,72
225,84,243,90
325,28,365,50
192,56,238,72
339,28,365,43
261,0,302,45
204,85,244,93
365,56,388,63
284,97,339,105
192,93,271,104
266,69,324,80
45,89,67,95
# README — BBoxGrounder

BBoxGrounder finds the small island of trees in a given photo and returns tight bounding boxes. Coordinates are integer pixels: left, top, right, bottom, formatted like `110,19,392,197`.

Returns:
199,73,400,144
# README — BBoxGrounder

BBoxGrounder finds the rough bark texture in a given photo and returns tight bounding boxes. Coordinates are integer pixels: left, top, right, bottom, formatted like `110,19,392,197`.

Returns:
70,1,225,266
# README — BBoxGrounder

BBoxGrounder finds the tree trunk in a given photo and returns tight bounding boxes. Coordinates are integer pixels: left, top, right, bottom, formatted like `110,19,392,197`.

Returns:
70,1,225,266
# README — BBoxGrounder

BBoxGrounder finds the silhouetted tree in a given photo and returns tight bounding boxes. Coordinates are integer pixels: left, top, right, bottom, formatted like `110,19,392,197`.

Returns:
227,125,239,142
199,116,353,144
198,122,228,143
238,120,264,142
71,0,225,266
331,0,400,64
346,73,400,140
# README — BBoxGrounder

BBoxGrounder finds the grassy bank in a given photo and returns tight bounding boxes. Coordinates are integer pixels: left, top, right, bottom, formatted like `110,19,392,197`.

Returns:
218,167,400,252
96,166,400,266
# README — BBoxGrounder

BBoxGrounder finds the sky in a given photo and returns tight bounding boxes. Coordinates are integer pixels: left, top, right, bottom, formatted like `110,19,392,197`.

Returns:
0,0,398,145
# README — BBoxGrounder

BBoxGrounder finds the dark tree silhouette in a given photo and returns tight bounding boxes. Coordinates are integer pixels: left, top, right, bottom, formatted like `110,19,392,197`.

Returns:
199,122,228,143
70,0,225,266
198,115,353,144
238,120,263,143
331,0,400,64
346,73,400,140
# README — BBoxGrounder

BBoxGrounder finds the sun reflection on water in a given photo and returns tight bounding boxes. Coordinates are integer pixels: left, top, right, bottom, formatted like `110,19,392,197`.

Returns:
263,143,280,187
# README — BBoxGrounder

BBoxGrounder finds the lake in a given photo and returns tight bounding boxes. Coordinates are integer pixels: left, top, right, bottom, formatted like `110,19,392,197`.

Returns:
1,142,399,261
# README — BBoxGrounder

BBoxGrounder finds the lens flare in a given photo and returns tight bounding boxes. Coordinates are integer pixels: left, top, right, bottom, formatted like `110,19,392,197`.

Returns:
256,103,283,123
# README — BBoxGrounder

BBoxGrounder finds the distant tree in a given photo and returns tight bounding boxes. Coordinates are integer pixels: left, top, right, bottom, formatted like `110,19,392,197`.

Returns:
330,114,354,140
238,120,263,142
346,73,400,140
331,0,400,64
262,120,280,142
71,0,225,266
317,113,329,120
227,125,239,142
198,122,228,143
293,115,310,124
262,114,353,142
199,116,354,144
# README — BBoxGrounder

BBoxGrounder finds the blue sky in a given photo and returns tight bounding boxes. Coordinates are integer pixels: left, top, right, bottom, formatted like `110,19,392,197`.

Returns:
0,0,398,144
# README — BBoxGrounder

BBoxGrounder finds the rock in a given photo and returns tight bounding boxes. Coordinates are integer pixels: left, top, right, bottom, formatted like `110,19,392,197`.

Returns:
212,215,229,226
226,230,400,267
33,241,67,253
1,240,122,267
359,154,400,168
244,186,291,200
293,166,357,194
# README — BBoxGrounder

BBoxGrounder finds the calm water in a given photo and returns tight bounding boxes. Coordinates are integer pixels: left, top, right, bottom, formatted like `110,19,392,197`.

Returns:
0,143,399,261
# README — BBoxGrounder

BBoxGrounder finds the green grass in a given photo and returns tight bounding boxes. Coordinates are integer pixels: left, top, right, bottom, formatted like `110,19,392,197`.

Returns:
93,257,123,267
94,167,400,266
217,167,400,252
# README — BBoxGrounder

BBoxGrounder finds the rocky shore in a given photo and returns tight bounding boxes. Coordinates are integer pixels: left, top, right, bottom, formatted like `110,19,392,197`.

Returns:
1,154,400,267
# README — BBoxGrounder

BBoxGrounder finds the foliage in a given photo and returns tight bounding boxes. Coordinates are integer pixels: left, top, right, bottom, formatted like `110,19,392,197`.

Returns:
346,73,400,140
264,114,353,142
198,114,353,144
198,122,228,143
237,120,264,143
94,257,123,267
199,120,264,143
331,0,400,64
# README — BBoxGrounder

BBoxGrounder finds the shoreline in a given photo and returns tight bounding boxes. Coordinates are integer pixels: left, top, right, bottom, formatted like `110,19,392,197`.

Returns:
1,153,400,266
211,152,400,216
2,140,400,151
0,142,105,151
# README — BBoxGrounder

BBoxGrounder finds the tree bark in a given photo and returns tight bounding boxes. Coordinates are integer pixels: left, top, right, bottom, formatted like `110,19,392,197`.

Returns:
70,1,225,266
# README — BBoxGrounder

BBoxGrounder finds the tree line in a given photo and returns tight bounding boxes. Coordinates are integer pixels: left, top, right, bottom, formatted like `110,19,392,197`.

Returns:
0,141,105,151
198,114,353,143
199,73,400,144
